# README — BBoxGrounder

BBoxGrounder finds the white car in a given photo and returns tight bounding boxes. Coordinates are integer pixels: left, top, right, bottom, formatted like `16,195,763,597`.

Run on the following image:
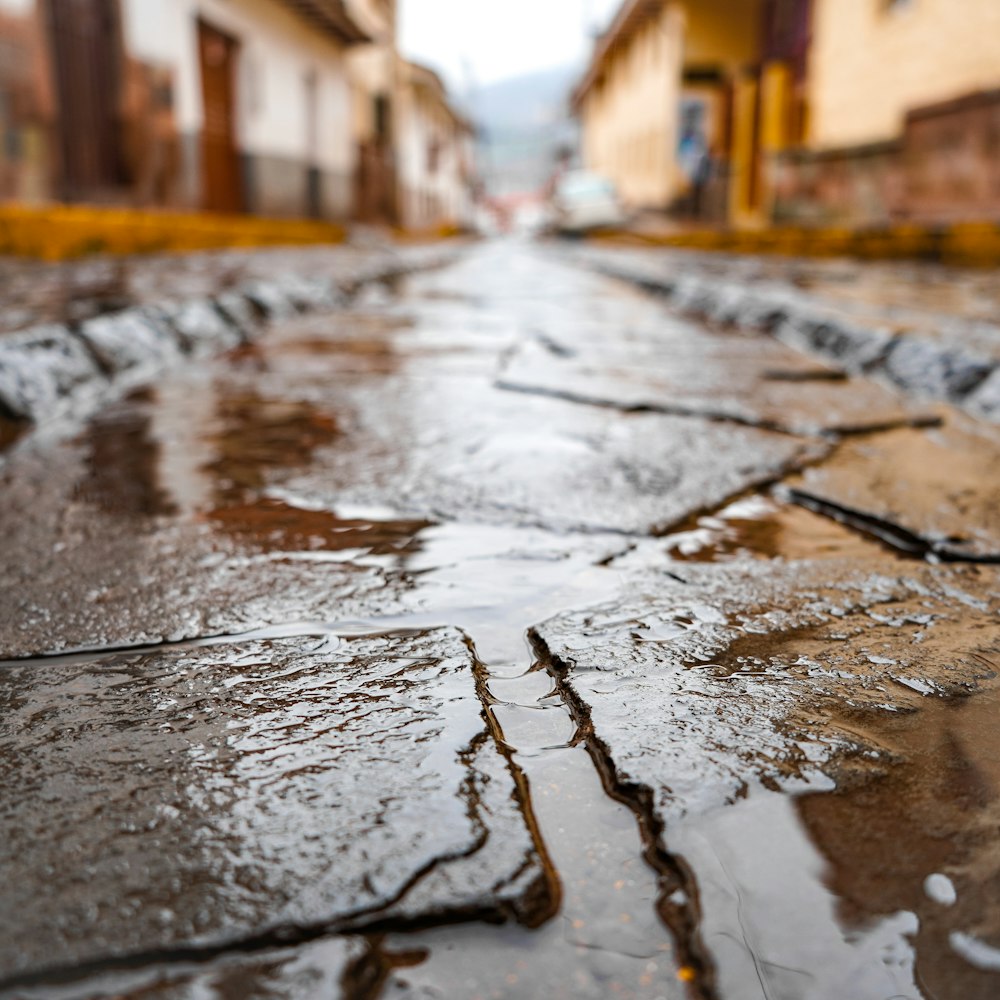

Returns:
551,171,626,234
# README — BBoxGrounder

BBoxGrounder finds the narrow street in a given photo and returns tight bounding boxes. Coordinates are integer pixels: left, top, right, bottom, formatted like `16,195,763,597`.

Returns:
2,241,999,999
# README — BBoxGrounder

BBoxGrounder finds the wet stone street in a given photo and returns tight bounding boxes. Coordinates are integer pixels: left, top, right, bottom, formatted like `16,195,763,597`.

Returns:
2,241,1000,1000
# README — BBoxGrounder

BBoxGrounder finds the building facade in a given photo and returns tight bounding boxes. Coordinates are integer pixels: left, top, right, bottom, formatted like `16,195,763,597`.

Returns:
396,59,474,231
573,1,685,212
0,0,370,218
774,0,1000,225
572,0,765,226
345,0,398,223
574,0,1000,228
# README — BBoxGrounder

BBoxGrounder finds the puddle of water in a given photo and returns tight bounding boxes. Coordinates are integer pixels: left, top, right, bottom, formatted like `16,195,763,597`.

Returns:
205,391,340,504
615,493,896,566
70,393,177,517
670,780,924,1000
206,498,430,558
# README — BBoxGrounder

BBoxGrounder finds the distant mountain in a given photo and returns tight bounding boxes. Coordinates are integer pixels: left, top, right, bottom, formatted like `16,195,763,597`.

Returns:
474,65,578,134
467,65,581,197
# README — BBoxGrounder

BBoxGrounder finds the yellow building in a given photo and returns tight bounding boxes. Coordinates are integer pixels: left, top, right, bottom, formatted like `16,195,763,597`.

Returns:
807,0,1000,150
572,2,685,211
575,0,1000,228
776,0,1000,225
572,0,773,226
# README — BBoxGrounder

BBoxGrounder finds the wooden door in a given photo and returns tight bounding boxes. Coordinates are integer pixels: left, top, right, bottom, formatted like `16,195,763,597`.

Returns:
46,0,125,201
197,20,243,213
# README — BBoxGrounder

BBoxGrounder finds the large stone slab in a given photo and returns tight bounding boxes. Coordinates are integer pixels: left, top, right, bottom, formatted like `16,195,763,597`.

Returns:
0,628,550,988
497,327,930,436
276,359,827,537
0,386,418,659
0,438,412,659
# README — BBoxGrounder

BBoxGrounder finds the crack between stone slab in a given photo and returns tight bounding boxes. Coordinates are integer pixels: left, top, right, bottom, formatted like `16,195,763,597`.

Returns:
0,618,372,670
532,330,577,358
0,886,505,998
495,377,806,437
464,631,564,929
761,368,848,383
528,628,718,1000
494,376,939,439
782,487,1000,564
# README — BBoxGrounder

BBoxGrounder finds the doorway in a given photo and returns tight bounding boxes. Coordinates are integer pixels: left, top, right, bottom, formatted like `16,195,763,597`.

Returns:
197,19,243,213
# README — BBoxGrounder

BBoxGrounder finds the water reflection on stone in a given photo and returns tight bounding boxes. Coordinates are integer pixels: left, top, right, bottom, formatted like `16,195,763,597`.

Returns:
2,244,1000,999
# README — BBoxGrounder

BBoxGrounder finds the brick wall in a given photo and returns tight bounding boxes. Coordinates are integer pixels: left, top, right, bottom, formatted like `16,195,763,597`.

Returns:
771,89,1000,226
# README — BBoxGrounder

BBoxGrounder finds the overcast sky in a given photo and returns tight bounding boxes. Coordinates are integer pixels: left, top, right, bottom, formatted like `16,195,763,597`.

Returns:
399,0,622,93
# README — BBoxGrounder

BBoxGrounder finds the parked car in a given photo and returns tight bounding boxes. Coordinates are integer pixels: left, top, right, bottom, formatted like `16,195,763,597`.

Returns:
551,171,626,234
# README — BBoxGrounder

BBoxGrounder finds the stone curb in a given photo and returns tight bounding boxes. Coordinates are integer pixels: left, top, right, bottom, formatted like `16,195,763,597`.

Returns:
0,247,454,432
571,247,1000,422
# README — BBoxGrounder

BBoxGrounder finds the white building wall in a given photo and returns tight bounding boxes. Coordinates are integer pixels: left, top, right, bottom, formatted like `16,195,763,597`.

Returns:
579,3,684,209
120,0,353,178
396,77,473,229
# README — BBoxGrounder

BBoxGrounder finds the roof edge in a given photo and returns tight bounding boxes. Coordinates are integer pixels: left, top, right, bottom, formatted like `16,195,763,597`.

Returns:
571,0,666,111
278,0,373,46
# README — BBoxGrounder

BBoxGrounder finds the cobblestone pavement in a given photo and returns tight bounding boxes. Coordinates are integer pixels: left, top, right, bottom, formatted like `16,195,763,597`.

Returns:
1,241,999,1000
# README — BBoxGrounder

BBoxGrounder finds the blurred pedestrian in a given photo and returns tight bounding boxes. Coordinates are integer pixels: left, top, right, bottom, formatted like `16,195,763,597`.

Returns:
678,119,710,219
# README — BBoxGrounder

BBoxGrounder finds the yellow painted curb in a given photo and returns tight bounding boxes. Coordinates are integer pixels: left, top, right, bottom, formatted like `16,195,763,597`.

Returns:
0,204,347,261
593,220,1000,267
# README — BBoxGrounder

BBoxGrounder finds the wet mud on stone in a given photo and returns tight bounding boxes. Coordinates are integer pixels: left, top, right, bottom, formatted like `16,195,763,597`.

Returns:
798,688,1000,999
784,416,1000,561
534,556,1000,999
